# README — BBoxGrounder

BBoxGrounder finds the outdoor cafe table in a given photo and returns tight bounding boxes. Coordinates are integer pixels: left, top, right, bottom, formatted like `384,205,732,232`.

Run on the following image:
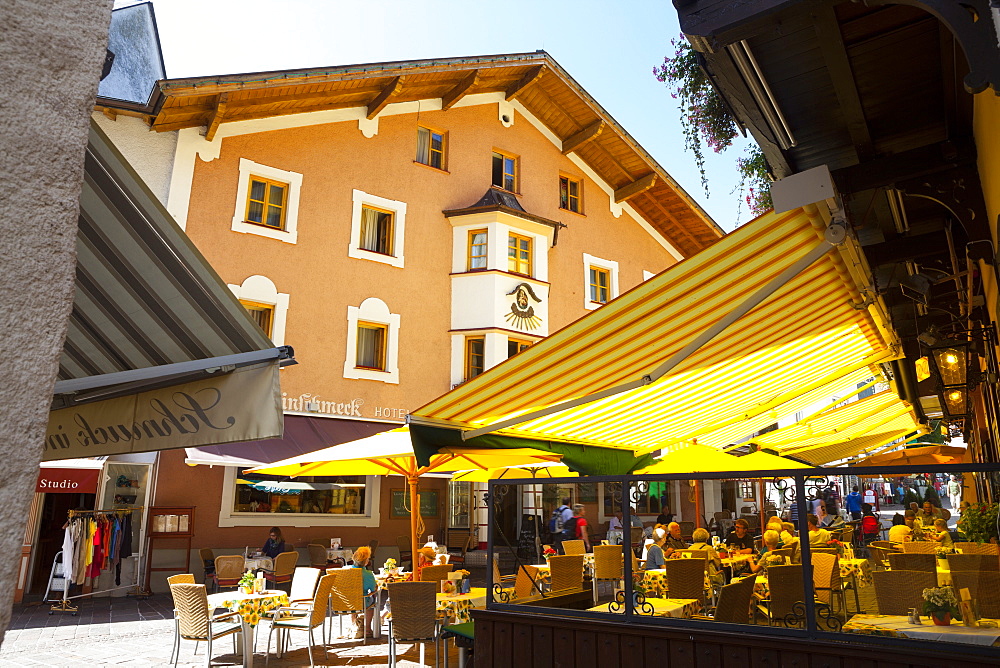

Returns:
206,589,289,668
642,568,712,599
586,597,700,619
244,556,273,571
375,570,411,589
327,548,354,564
436,587,488,624
843,614,1000,647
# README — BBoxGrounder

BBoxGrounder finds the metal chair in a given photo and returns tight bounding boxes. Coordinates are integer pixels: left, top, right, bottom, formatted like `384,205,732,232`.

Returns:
888,552,936,573
386,581,439,668
548,554,584,592
213,555,245,592
872,569,936,615
562,539,585,555
169,582,242,667
592,544,623,603
266,572,335,667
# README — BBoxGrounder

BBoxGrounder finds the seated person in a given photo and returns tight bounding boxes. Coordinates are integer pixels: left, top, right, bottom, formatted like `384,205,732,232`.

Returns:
724,519,754,554
749,530,783,574
929,518,953,548
688,528,724,585
645,526,668,569
664,522,688,553
917,501,944,528
608,511,624,532
780,522,798,546
807,514,831,546
888,510,915,543
261,526,286,559
860,504,880,541
350,546,378,638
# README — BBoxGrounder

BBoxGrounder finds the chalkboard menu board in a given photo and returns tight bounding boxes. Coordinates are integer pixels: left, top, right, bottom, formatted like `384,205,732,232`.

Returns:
390,489,439,518
517,514,541,560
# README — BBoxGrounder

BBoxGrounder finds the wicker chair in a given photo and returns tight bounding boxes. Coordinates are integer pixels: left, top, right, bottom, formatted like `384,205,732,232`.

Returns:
696,572,756,623
265,572,335,667
326,567,370,641
395,536,412,568
548,554,584,592
951,571,1000,618
492,556,515,589
288,567,322,610
888,552,936,573
214,555,245,591
199,548,216,587
679,521,696,541
955,542,1000,556
307,544,329,569
901,541,937,554
870,540,895,550
629,527,644,553
420,564,452,584
872,570,936,615
386,581,439,668
513,564,542,599
758,564,805,626
868,546,890,571
630,549,647,577
809,547,838,555
265,551,299,591
811,553,847,615
592,544,623,603
562,539,585,555
664,558,706,608
448,535,474,568
168,583,242,666
167,573,195,586
948,553,1000,572
770,548,795,562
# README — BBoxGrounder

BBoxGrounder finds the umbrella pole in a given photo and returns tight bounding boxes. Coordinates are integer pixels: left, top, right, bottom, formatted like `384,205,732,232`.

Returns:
758,478,767,531
694,480,704,529
409,475,420,573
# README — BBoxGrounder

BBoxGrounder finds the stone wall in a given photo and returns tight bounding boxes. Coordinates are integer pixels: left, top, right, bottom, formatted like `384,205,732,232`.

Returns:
0,0,114,640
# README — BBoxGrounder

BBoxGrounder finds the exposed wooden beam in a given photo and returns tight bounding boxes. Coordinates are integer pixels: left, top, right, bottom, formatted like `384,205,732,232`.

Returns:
205,92,229,142
504,65,545,101
613,173,658,203
441,69,479,110
561,120,605,155
811,5,873,162
366,76,403,119
101,107,117,121
831,138,976,194
640,190,701,249
226,86,386,110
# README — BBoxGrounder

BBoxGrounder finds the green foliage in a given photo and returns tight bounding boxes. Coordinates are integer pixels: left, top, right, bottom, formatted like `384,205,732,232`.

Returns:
957,502,999,543
654,37,772,218
903,489,922,507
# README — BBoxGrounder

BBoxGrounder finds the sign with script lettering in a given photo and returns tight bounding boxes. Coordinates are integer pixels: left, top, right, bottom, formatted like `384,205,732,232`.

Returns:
43,362,282,461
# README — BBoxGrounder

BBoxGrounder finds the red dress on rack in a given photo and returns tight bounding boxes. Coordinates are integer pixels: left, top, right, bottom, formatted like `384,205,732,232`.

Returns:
87,517,105,579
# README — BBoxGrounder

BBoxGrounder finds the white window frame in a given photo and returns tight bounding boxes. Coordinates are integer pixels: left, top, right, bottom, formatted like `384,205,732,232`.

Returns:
231,158,302,244
349,190,407,268
228,275,290,345
344,297,400,383
583,253,620,310
218,466,382,527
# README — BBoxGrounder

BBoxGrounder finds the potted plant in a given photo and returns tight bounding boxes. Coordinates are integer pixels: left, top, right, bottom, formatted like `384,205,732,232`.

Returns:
922,586,961,625
957,502,1000,544
383,557,398,575
825,539,845,557
238,570,256,595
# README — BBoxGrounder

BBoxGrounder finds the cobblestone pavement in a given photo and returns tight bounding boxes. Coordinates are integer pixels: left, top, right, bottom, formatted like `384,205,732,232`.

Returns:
2,596,459,667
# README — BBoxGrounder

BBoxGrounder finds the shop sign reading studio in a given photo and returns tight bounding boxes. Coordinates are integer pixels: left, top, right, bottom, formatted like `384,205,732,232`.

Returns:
44,364,282,461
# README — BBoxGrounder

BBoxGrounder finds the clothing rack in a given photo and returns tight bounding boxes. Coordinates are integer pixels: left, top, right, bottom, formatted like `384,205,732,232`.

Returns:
50,507,144,614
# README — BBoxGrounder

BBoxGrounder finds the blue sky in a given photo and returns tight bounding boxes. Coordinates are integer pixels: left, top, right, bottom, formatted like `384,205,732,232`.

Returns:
131,0,751,231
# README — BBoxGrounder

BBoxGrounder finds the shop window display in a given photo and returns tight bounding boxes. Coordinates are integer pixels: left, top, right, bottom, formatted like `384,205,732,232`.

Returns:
233,468,367,515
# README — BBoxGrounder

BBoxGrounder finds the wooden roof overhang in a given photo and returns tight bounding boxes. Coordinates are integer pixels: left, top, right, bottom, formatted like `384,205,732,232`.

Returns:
141,52,723,256
673,0,1000,450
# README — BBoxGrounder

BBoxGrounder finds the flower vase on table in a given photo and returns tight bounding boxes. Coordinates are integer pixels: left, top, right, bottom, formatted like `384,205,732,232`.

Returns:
238,569,256,595
543,547,557,568
922,586,961,626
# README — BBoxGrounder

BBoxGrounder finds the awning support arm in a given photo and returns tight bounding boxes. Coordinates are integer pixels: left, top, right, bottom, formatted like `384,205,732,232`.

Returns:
53,346,295,395
462,226,845,441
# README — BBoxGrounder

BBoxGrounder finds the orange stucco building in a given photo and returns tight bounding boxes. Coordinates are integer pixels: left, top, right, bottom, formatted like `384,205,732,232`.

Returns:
93,52,720,577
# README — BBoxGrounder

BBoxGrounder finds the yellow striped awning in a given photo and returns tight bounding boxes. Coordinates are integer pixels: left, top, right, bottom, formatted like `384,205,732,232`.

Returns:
753,390,924,465
410,204,901,453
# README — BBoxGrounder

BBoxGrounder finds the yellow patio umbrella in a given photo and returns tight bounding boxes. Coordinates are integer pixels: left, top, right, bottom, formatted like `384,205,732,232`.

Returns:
451,462,579,482
248,427,563,569
853,444,967,468
736,451,813,470
634,443,742,474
